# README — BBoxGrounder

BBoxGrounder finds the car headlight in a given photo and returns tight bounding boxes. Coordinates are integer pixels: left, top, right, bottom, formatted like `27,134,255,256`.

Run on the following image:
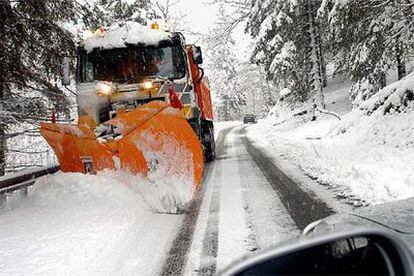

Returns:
96,82,112,96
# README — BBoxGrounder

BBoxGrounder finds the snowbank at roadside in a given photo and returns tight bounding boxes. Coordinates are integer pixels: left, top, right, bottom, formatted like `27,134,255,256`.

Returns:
0,170,193,275
247,73,414,206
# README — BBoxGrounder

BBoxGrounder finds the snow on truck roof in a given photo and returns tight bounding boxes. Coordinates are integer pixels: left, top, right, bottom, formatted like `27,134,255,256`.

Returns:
83,22,172,53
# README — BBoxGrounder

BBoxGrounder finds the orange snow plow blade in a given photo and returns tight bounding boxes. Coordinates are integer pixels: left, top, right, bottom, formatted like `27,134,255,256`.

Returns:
40,101,204,188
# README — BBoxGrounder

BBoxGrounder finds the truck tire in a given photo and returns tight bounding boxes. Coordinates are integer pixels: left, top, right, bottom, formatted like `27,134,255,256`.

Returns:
189,120,201,137
202,122,215,163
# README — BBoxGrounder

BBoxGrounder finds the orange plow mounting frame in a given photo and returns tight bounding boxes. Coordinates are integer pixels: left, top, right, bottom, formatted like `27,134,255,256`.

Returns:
40,101,204,188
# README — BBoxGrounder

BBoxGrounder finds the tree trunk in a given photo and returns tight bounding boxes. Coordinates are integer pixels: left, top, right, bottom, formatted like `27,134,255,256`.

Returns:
379,72,387,89
315,14,327,88
318,36,328,88
258,66,275,108
0,76,6,176
0,1,6,175
396,41,406,80
306,0,325,108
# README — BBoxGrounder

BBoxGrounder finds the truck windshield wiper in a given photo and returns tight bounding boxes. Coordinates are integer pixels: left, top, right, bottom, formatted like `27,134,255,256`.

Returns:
147,75,175,83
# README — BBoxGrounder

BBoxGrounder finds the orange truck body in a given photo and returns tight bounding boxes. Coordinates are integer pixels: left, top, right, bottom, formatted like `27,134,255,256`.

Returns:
187,46,214,122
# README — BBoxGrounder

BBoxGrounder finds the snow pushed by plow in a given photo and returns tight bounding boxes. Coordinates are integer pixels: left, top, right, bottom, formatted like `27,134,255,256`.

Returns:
111,170,195,214
0,170,194,275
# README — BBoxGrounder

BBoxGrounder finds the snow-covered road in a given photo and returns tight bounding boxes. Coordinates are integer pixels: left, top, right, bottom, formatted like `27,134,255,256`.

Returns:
182,125,300,274
165,124,341,274
0,123,341,275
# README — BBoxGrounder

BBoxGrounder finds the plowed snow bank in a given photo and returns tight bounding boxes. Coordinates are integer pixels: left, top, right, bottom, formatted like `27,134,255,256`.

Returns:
0,171,193,274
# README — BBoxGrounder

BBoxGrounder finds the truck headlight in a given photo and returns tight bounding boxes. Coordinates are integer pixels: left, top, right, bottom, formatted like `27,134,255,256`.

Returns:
142,81,153,90
96,82,112,96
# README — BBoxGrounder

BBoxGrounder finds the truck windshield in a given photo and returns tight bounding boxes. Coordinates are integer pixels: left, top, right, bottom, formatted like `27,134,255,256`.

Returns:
78,45,186,83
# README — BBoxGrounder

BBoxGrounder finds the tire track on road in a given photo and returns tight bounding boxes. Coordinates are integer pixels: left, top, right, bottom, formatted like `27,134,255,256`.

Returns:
198,126,232,275
160,126,233,276
240,127,334,230
198,168,221,275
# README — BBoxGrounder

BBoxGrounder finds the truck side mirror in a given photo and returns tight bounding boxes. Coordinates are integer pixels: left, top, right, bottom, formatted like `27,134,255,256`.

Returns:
193,46,203,65
62,57,71,86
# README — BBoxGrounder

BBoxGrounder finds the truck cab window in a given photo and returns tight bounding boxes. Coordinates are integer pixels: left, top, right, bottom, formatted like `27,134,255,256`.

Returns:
78,44,186,83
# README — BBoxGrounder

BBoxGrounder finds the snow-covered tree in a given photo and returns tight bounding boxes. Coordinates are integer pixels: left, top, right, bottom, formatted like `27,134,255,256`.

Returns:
92,0,152,26
203,8,248,121
319,0,414,106
0,0,90,174
247,0,327,109
237,61,278,117
150,0,191,33
207,40,247,121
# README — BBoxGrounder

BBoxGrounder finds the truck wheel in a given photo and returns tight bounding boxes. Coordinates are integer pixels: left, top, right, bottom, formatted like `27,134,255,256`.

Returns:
203,123,215,163
189,120,201,137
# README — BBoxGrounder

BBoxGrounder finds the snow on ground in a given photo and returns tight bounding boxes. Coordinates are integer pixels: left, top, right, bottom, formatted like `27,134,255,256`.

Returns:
247,74,414,206
214,121,242,140
0,170,193,275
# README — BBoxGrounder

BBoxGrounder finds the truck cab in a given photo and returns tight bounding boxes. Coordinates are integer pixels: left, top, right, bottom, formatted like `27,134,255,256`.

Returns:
74,23,215,162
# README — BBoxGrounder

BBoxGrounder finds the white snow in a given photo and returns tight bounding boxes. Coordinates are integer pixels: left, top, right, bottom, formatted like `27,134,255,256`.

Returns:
269,41,296,74
359,71,414,115
133,130,197,194
216,129,298,270
0,170,193,275
280,87,292,97
213,121,242,140
247,73,414,206
83,21,171,53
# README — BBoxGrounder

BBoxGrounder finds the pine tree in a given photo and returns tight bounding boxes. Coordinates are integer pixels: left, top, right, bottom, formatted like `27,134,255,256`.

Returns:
247,0,326,109
237,61,277,117
0,0,89,175
208,40,247,121
92,0,151,26
319,0,414,106
305,0,325,108
204,8,247,121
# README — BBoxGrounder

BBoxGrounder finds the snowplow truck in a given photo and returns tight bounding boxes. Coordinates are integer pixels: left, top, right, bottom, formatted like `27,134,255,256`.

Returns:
40,22,215,188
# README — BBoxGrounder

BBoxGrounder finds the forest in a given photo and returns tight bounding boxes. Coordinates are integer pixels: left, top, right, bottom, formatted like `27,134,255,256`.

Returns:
1,0,414,174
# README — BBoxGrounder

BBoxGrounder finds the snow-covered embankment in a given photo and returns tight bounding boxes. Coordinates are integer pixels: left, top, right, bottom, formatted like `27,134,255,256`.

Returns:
247,74,414,205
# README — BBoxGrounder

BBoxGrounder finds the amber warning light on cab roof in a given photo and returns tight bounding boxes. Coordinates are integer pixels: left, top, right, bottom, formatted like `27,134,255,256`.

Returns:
150,21,171,32
151,22,159,30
